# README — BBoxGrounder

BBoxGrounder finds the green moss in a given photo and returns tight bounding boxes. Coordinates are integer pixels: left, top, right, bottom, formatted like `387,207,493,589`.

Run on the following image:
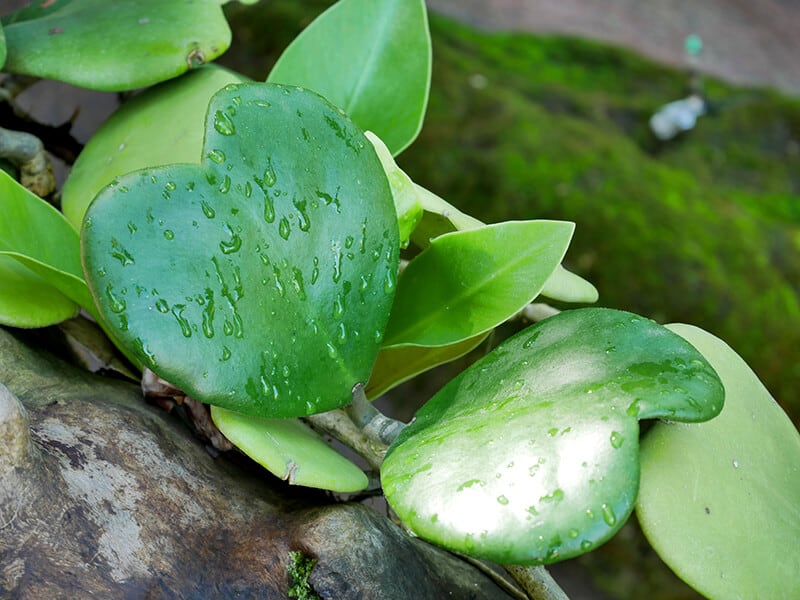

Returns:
287,551,321,600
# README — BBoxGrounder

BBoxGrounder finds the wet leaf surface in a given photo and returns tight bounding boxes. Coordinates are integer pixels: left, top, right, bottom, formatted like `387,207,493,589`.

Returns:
382,308,724,565
83,83,399,418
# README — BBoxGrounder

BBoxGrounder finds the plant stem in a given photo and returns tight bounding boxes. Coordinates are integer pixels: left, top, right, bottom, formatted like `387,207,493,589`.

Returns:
304,408,387,471
504,565,570,600
345,383,407,447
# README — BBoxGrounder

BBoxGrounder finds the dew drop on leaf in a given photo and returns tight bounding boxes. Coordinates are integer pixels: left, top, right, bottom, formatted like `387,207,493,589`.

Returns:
601,503,617,526
213,110,235,136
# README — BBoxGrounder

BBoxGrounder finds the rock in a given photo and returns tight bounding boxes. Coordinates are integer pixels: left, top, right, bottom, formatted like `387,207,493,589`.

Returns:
0,327,512,599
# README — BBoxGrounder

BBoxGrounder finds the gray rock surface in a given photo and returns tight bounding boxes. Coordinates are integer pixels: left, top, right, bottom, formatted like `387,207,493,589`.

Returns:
0,327,512,599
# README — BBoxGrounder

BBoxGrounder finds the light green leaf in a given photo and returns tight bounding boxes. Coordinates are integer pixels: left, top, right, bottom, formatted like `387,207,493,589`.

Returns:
410,183,483,247
540,264,599,304
366,332,488,399
2,0,230,91
211,406,368,493
638,324,800,600
0,170,90,326
365,131,422,248
0,23,6,70
82,83,399,418
267,0,431,155
62,64,246,229
382,220,574,348
382,308,724,565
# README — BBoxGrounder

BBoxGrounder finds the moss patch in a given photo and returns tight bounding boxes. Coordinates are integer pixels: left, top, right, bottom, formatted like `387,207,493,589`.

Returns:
287,551,321,600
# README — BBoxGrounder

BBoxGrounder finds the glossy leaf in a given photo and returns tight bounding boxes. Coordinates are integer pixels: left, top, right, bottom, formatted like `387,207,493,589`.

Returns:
0,170,90,326
2,0,230,91
267,0,431,155
62,64,246,229
638,324,800,599
82,83,399,418
382,308,724,565
366,132,422,247
210,406,368,493
0,23,6,70
365,332,488,399
382,220,574,348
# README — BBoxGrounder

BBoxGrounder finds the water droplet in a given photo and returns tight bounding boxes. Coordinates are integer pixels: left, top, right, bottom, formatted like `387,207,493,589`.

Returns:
202,289,215,338
220,346,231,362
164,181,177,192
207,148,226,164
105,284,126,314
220,223,242,254
127,221,138,234
626,399,641,417
219,174,231,194
262,158,277,187
457,479,483,491
273,266,285,297
110,238,135,266
332,248,343,283
568,529,580,539
311,257,320,284
293,199,311,232
580,540,593,551
155,299,169,313
610,431,624,449
383,268,396,294
326,342,337,358
540,489,564,504
732,459,740,469
171,304,192,337
523,330,541,348
291,268,306,300
333,294,345,319
213,110,235,135
279,217,291,240
497,495,509,505
601,503,617,526
262,195,275,223
200,201,216,219
337,322,347,344
163,229,174,240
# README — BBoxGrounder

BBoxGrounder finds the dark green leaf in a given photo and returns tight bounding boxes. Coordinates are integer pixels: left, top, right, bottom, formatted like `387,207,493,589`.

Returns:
382,308,724,564
82,83,399,418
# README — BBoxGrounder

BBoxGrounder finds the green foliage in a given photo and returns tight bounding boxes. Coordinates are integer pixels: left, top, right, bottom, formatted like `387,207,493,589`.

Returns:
0,171,92,326
383,220,574,347
82,83,398,419
1,0,231,91
211,405,368,492
382,308,723,565
2,1,797,596
638,324,800,599
267,0,431,154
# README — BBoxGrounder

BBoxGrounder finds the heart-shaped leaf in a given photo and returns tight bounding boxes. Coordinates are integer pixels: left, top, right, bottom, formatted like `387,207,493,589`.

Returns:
382,220,574,348
210,406,368,493
381,308,724,565
63,64,246,229
82,83,399,418
0,170,92,326
267,0,431,155
637,324,800,599
2,0,230,91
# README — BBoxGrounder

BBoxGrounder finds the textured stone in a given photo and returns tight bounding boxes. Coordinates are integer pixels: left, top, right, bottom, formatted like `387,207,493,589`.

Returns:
0,327,512,599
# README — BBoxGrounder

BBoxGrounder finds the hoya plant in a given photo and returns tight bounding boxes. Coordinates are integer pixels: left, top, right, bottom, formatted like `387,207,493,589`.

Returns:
1,1,798,598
